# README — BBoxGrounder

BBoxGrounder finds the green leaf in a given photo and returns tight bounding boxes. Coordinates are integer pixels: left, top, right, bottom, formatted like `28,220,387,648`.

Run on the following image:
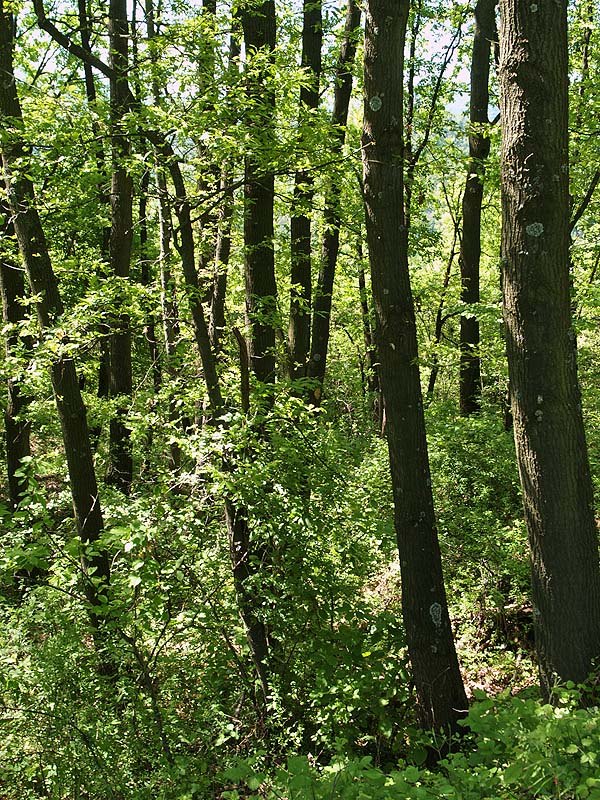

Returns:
503,763,523,785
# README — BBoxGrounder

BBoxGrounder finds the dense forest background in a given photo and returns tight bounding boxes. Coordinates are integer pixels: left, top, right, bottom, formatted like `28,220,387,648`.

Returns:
1,0,600,797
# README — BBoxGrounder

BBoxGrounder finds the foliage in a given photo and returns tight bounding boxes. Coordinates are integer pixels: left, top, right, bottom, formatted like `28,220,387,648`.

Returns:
221,689,600,800
2,0,600,796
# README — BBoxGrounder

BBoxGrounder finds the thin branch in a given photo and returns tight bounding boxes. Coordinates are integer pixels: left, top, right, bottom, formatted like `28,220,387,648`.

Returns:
570,169,600,233
32,0,117,81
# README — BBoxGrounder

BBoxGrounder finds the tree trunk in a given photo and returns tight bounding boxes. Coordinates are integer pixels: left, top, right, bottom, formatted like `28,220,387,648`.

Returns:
240,1,278,388
459,0,497,416
209,168,235,353
0,192,32,508
209,32,240,354
138,168,162,473
156,171,184,471
106,0,134,494
307,0,360,404
356,235,381,423
288,0,322,380
499,0,600,696
362,0,467,732
0,2,110,616
77,0,110,450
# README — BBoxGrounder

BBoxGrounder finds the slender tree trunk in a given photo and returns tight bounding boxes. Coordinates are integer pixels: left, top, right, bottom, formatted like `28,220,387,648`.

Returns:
459,0,496,415
106,0,134,494
0,193,32,508
240,1,278,388
156,176,184,472
499,0,600,696
426,222,459,403
209,32,240,354
209,168,235,353
0,3,110,617
77,0,110,449
362,0,467,733
139,170,162,398
288,0,322,380
138,169,162,472
307,0,360,404
356,235,381,423
143,0,185,471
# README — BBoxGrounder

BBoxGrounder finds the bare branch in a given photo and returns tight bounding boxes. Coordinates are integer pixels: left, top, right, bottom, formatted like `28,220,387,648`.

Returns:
32,0,116,81
570,169,600,233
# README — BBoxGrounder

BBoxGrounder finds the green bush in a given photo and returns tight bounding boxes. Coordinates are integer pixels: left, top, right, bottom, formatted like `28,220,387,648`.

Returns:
221,690,600,800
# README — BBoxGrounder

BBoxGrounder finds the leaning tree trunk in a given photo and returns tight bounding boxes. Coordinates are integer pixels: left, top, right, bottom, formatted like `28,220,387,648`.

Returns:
499,0,600,696
362,0,467,733
0,191,32,508
459,0,497,415
0,1,110,617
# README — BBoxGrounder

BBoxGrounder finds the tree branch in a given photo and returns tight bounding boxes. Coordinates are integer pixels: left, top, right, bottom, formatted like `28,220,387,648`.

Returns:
570,169,600,233
32,0,117,81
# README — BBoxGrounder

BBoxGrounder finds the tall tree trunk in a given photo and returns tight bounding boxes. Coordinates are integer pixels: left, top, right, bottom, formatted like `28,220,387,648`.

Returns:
0,2,110,618
0,192,32,508
209,31,240,354
356,235,381,423
288,0,322,380
143,0,184,471
362,0,467,733
139,170,161,398
426,220,459,403
459,0,496,415
307,0,360,404
240,1,278,388
106,0,134,494
156,173,184,471
138,168,162,472
499,0,600,696
209,168,235,353
77,0,110,449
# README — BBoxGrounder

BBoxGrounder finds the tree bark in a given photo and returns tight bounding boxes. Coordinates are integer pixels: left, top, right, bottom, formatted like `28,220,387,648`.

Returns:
240,1,278,388
499,0,600,696
209,168,235,353
105,0,134,494
209,32,240,354
77,0,111,451
459,0,497,415
287,0,322,380
307,0,360,404
0,192,32,508
362,0,467,732
356,235,381,423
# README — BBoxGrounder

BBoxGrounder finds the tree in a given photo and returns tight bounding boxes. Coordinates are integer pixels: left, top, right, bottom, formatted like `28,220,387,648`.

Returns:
362,0,467,731
459,0,497,416
307,0,361,404
288,0,322,381
105,0,134,493
240,0,278,389
0,188,31,508
0,0,110,622
499,0,600,695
